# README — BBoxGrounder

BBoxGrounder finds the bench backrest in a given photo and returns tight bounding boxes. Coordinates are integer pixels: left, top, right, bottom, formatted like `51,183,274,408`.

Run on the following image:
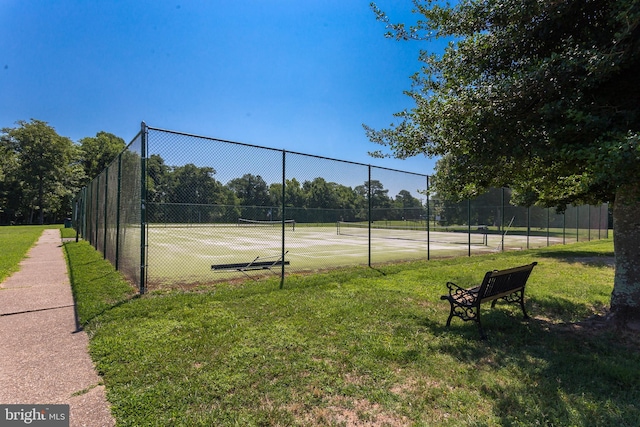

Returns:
478,262,537,302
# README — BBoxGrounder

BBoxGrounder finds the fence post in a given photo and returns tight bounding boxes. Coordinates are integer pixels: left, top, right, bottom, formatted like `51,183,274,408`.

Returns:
598,204,602,240
140,122,148,295
368,165,372,267
467,198,471,257
103,167,109,258
115,153,122,270
85,186,91,244
426,176,430,261
94,175,100,247
529,207,533,248
500,187,505,252
588,205,592,241
80,189,85,241
547,208,550,247
280,150,286,289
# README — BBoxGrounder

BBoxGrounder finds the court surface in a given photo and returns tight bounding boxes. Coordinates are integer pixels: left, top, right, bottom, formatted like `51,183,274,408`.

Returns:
146,224,562,287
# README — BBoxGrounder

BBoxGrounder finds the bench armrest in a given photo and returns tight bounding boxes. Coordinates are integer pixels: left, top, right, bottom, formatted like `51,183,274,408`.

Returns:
440,281,478,301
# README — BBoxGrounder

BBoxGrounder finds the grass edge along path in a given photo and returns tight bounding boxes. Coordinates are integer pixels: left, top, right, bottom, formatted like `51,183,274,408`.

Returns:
0,225,60,283
63,240,137,328
65,237,640,427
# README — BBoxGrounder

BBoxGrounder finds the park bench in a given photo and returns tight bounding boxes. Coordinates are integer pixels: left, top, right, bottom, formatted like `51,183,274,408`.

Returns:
440,262,537,339
211,252,289,279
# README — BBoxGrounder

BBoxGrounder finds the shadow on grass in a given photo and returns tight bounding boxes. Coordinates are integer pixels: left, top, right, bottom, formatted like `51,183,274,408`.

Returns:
64,242,139,328
530,295,608,322
535,247,615,267
416,299,639,426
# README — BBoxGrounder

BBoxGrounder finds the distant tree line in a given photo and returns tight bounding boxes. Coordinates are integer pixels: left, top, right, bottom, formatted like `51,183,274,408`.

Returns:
145,154,426,224
0,119,427,225
3,119,593,228
0,119,125,225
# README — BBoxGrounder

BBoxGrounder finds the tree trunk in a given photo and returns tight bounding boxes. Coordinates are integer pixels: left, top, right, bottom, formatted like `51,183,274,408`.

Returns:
610,182,640,326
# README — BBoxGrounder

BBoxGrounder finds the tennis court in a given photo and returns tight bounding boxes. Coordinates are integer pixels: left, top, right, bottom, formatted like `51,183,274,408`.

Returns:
73,127,610,292
146,222,562,287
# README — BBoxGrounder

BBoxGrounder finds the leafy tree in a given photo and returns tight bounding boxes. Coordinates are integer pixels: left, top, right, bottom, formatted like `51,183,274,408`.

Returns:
333,183,362,221
1,119,78,224
227,174,271,207
226,173,271,220
284,178,305,208
147,154,171,205
269,179,308,207
0,138,20,223
165,163,238,223
394,189,424,220
78,131,126,183
355,179,392,220
303,178,340,209
169,164,222,205
366,1,640,325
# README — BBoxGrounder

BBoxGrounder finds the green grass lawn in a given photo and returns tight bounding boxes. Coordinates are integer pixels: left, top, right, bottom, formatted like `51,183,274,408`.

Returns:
60,235,640,426
0,225,61,282
60,226,78,239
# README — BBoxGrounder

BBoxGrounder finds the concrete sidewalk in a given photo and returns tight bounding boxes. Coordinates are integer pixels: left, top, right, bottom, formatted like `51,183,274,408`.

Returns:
0,229,115,427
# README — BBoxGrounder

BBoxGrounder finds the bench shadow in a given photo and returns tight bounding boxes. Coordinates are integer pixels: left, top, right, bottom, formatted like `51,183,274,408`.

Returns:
413,295,638,426
535,248,615,267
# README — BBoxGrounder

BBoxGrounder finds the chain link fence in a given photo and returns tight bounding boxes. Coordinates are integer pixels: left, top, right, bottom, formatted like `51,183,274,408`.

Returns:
73,124,610,293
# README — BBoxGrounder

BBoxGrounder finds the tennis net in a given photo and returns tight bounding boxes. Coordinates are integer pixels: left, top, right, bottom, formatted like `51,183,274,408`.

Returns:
238,218,296,230
336,221,487,245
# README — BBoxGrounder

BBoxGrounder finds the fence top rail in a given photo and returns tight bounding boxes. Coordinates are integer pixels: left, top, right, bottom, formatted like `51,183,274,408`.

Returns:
145,125,429,178
125,129,143,151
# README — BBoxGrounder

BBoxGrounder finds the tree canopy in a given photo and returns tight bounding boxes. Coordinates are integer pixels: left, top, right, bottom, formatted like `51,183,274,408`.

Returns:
144,161,425,225
1,119,78,224
0,120,124,224
366,0,640,325
78,131,126,185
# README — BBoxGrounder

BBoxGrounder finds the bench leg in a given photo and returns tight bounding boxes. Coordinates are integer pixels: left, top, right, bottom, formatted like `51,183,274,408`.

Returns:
477,321,487,340
473,308,486,339
443,298,486,338
490,291,530,320
519,292,530,319
445,304,454,327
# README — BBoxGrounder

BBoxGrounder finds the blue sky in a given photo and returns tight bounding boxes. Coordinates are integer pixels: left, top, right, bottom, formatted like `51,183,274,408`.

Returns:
1,1,444,175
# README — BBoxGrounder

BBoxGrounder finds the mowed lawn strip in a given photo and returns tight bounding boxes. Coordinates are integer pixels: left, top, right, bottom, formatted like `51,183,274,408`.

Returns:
65,237,640,426
0,225,56,283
